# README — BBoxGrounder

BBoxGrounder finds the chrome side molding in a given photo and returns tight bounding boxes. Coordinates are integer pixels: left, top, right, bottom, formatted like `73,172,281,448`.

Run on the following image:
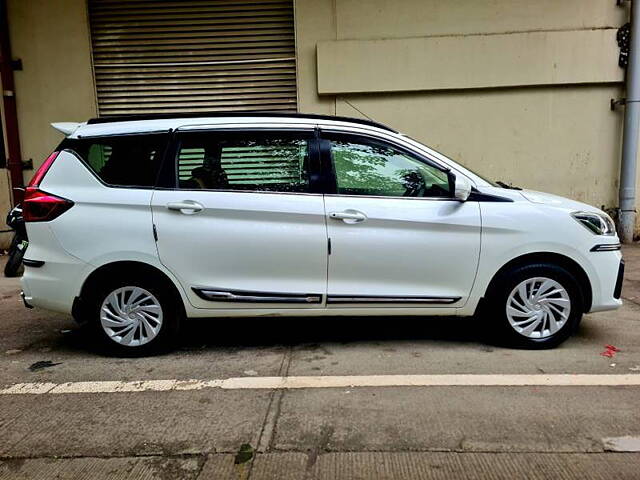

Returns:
192,287,322,304
192,287,460,305
327,295,461,304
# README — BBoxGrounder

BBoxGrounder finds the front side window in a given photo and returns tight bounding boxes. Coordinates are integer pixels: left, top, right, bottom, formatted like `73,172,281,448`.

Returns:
176,132,312,193
61,134,167,187
328,135,451,198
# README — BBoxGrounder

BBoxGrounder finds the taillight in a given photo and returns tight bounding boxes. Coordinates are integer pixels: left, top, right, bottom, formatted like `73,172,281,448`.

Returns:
28,151,60,187
23,187,73,222
23,151,72,222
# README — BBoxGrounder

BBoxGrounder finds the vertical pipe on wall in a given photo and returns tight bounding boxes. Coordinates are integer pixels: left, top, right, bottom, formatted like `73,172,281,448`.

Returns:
0,0,23,205
620,1,640,242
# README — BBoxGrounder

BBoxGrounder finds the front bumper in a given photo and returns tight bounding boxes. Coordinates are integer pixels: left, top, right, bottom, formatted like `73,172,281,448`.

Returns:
586,250,624,313
613,259,625,300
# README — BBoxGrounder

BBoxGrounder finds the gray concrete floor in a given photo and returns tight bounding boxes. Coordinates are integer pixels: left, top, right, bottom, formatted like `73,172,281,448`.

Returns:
0,246,639,479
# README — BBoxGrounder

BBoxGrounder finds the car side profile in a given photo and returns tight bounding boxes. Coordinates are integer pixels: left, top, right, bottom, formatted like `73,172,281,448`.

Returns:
20,113,624,354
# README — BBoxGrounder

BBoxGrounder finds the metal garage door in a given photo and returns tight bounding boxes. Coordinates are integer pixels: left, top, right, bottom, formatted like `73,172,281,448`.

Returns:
88,0,297,116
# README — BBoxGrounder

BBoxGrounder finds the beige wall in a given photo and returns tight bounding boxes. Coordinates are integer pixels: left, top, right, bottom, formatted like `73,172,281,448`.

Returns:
317,30,622,94
295,0,336,116
0,0,96,248
7,0,97,180
296,0,638,235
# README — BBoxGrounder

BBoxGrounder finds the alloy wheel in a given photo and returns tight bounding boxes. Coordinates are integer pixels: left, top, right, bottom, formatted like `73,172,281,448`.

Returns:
100,286,163,347
505,277,571,339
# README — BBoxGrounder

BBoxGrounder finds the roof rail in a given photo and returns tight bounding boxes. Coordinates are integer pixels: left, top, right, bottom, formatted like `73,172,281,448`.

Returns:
86,112,397,133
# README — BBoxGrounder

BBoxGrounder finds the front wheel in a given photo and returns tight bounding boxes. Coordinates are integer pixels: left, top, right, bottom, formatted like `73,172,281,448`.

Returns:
486,263,583,349
87,276,181,355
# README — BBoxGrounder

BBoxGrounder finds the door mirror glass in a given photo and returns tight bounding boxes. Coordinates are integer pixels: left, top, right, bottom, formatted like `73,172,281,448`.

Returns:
453,174,472,201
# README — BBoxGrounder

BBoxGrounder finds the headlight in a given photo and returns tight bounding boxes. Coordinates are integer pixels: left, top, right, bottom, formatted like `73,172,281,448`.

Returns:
571,211,616,236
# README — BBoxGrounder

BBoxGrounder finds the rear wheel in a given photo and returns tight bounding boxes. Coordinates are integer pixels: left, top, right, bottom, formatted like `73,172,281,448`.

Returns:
87,275,181,355
486,263,583,348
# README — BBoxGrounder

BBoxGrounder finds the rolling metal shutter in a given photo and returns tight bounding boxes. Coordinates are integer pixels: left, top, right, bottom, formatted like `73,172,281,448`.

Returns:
88,0,297,116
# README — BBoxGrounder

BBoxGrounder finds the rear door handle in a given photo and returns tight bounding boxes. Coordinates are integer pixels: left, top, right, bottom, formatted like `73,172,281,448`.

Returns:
166,200,204,214
329,210,367,223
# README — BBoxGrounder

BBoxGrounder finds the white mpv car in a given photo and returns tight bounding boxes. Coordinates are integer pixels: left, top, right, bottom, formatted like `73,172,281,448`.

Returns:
20,114,624,354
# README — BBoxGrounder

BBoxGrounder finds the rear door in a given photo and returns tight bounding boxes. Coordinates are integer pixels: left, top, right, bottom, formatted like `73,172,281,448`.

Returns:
151,128,328,310
320,131,481,307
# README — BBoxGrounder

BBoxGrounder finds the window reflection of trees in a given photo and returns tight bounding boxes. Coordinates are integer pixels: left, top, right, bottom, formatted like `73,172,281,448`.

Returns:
332,142,424,196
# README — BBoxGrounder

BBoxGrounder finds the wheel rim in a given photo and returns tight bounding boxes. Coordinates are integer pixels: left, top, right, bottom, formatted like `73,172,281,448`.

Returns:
100,286,163,347
506,277,571,339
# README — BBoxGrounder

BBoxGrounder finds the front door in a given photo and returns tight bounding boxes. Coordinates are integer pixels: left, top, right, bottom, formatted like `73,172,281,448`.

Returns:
321,131,481,307
152,128,327,310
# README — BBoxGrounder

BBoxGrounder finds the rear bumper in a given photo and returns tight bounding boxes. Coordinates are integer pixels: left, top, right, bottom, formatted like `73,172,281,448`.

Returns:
20,224,91,315
20,290,33,309
21,259,88,314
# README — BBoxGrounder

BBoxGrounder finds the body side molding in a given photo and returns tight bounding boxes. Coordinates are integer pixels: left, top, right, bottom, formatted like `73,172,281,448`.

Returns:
327,295,461,304
192,287,322,304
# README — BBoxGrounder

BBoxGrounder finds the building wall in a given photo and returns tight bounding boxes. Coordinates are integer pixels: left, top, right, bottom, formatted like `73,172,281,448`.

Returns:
1,0,96,248
7,0,97,177
0,149,13,249
296,0,638,234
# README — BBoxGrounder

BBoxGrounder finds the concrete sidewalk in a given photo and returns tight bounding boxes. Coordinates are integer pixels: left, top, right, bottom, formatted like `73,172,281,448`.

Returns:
2,452,640,480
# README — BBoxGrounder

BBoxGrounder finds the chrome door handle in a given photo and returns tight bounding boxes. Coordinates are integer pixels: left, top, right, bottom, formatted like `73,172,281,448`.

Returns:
166,200,204,214
329,210,367,223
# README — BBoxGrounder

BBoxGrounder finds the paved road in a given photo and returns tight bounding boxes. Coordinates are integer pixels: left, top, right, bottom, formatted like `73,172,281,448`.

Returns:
0,246,639,479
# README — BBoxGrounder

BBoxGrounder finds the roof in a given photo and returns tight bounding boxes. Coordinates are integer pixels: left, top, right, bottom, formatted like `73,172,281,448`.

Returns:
85,112,397,133
65,113,399,139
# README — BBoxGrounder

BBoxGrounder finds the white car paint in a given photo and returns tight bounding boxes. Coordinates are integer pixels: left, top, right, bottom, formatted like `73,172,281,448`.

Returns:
151,188,328,310
324,195,481,306
23,115,622,329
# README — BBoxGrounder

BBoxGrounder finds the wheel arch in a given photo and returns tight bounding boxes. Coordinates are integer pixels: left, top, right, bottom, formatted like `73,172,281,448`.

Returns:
73,260,186,323
479,252,592,314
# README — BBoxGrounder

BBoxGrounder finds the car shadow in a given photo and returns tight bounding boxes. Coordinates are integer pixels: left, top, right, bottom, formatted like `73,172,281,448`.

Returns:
53,315,489,356
176,315,487,351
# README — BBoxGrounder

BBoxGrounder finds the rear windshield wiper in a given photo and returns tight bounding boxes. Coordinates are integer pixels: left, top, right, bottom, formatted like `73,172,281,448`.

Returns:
496,180,522,190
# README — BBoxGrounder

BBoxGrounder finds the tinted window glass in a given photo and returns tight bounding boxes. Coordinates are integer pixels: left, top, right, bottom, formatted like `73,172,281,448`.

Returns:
177,132,311,193
61,134,168,187
329,136,451,197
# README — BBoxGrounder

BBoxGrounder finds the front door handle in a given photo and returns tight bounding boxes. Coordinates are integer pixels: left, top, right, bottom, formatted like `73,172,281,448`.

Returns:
329,210,367,223
166,200,204,215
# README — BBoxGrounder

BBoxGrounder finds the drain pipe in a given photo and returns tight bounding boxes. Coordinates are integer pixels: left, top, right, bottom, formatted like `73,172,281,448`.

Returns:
0,0,24,205
620,1,640,242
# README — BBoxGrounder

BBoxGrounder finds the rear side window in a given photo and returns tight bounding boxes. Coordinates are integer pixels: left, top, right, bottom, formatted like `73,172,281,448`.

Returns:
60,134,168,187
176,131,312,193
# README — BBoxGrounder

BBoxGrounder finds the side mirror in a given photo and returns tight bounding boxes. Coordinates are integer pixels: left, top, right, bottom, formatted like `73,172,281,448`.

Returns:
453,174,472,201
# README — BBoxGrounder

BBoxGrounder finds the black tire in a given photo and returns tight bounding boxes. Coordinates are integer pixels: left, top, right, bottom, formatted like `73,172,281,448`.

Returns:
4,235,25,277
85,273,182,356
484,263,584,349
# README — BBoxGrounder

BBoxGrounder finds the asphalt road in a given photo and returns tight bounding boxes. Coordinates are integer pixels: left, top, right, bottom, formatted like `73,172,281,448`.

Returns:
0,246,639,479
